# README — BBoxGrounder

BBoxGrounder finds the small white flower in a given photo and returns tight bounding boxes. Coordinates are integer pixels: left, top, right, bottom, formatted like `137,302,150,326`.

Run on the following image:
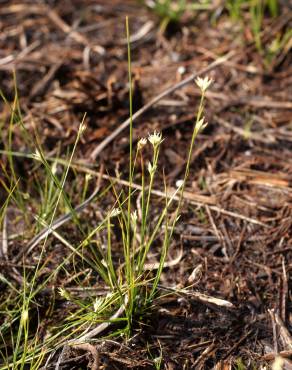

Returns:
93,297,103,312
101,258,107,267
58,287,70,300
109,208,121,218
147,161,155,175
137,138,147,150
148,131,162,147
85,173,92,182
153,357,162,365
176,179,184,188
195,76,213,92
94,293,112,312
131,210,138,224
32,149,42,162
79,122,87,134
51,161,58,175
58,287,65,297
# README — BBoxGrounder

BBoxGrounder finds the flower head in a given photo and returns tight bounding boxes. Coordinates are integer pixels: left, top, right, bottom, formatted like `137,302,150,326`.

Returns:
85,173,92,182
137,137,147,151
79,122,87,134
32,149,42,162
148,131,163,147
109,208,121,218
195,117,208,135
21,309,29,326
58,287,70,300
93,293,112,312
147,161,156,175
51,161,58,175
131,210,138,224
195,76,213,93
93,297,104,312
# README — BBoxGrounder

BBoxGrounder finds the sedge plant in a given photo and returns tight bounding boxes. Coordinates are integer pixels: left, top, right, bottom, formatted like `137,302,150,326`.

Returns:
69,17,213,337
0,18,213,368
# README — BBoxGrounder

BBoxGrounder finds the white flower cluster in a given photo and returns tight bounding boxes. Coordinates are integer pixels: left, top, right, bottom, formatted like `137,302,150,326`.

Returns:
32,149,42,162
195,117,208,134
109,208,121,218
137,137,147,150
147,161,157,175
79,122,87,134
58,287,70,301
131,210,138,224
195,76,213,93
148,131,163,147
137,131,163,151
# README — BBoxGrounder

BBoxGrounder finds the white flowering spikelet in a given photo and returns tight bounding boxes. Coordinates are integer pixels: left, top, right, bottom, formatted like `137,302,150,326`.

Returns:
109,208,121,218
32,149,42,162
93,293,112,312
131,210,138,224
79,122,87,134
85,173,92,182
93,297,104,312
195,117,208,135
137,137,147,150
147,161,156,175
21,309,29,326
58,287,70,300
148,131,163,147
51,161,58,175
195,76,213,93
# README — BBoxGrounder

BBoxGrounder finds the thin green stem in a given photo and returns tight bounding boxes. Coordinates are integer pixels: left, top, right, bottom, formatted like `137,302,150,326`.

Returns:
126,16,133,285
177,92,205,213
